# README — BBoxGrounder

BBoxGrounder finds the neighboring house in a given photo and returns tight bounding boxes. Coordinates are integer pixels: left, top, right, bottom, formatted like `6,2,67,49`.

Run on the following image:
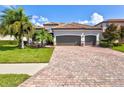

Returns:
0,25,43,41
43,22,60,33
95,19,124,32
35,25,44,31
0,35,27,41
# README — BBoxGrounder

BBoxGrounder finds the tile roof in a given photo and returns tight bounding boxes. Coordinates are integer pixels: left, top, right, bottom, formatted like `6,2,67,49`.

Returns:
43,22,60,26
107,19,124,22
95,19,124,26
52,22,101,30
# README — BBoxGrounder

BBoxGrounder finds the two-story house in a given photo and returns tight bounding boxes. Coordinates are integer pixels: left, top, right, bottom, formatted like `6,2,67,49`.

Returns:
95,19,124,32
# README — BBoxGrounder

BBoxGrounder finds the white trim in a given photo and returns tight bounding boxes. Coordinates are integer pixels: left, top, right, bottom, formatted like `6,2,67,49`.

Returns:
55,34,81,36
53,36,56,46
96,34,100,41
84,34,97,36
81,33,84,36
81,35,85,46
53,29,102,32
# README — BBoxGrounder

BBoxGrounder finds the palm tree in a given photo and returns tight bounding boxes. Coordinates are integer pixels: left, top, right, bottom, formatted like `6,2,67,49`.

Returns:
33,28,53,47
0,7,34,48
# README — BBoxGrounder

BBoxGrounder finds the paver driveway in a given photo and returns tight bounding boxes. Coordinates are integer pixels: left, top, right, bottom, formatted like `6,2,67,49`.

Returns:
20,46,124,87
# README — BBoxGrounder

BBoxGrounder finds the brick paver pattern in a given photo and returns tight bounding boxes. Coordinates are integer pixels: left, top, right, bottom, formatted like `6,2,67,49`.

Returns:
19,46,124,87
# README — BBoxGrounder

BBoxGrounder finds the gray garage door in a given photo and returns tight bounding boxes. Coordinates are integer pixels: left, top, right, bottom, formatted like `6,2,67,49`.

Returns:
56,35,81,46
85,35,96,45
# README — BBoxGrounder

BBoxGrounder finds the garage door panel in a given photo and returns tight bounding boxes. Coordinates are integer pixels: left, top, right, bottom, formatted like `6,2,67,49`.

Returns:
85,35,96,45
56,35,81,46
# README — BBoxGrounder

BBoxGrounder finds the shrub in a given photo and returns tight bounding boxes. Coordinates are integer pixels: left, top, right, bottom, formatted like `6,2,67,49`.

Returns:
0,40,18,45
99,41,110,48
113,43,122,46
109,43,114,48
99,39,122,48
99,39,115,47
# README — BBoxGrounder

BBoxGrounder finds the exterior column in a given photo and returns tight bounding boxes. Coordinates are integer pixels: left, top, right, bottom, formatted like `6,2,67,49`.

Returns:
96,34,99,45
53,36,56,46
81,35,85,46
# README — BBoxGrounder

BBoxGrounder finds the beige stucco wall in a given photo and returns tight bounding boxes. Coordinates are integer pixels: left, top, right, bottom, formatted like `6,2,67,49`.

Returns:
96,22,124,32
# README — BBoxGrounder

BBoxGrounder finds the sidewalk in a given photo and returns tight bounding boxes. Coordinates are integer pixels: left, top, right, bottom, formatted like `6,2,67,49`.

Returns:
0,63,48,75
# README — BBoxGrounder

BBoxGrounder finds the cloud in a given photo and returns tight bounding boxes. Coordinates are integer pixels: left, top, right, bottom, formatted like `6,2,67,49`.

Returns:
90,12,104,24
0,12,3,15
78,12,104,25
78,20,89,24
35,22,41,26
32,15,39,19
30,15,39,24
38,16,48,22
30,15,49,26
30,18,36,24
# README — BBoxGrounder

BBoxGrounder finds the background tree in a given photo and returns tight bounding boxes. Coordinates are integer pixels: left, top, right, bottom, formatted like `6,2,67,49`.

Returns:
103,24,120,44
119,26,124,43
33,28,53,47
0,7,34,48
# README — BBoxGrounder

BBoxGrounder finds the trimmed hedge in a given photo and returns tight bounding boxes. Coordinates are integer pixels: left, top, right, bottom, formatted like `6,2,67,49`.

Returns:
99,40,122,48
0,40,18,45
99,41,110,48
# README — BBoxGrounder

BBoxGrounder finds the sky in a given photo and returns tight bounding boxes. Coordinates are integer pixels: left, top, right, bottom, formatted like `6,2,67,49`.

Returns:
0,5,124,26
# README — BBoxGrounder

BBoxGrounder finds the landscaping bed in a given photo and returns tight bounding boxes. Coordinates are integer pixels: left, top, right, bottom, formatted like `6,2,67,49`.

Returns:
0,74,30,87
0,45,54,63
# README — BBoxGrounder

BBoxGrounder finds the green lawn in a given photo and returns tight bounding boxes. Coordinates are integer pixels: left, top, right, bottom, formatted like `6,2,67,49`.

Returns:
112,44,124,52
0,74,30,87
0,45,54,63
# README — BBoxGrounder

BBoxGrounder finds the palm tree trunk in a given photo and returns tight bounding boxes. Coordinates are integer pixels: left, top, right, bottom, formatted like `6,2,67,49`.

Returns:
18,35,24,49
21,39,24,48
41,40,45,47
18,23,25,49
